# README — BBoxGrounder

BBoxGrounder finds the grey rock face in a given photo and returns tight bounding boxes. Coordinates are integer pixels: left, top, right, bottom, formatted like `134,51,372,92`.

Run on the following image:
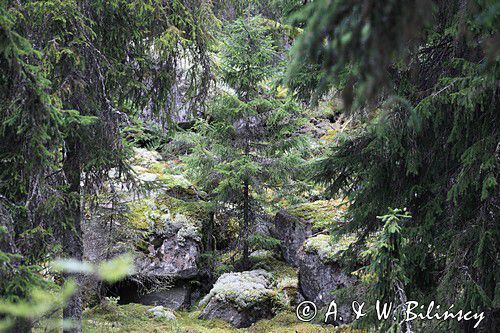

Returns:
135,214,201,280
198,270,276,328
252,214,274,237
140,283,192,310
272,210,312,266
297,243,357,325
136,235,199,280
200,299,270,328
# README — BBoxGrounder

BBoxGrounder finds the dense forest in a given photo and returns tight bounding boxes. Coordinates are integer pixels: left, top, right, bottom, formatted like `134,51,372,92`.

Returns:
0,0,498,332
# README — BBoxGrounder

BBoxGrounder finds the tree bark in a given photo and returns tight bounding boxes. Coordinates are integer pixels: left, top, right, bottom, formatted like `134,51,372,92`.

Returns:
241,178,250,269
205,210,215,252
240,105,251,269
0,202,33,332
62,141,83,333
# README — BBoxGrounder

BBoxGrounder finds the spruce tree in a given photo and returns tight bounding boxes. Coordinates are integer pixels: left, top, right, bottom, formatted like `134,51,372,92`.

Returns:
185,17,306,268
0,3,93,331
1,0,215,331
288,1,499,331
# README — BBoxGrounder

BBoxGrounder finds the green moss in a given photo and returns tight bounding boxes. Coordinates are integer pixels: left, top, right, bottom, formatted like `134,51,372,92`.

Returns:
149,162,166,174
80,303,364,333
289,199,347,231
158,173,193,190
157,195,211,221
249,311,362,333
303,234,356,263
130,148,196,194
125,192,208,234
320,129,339,143
126,198,155,230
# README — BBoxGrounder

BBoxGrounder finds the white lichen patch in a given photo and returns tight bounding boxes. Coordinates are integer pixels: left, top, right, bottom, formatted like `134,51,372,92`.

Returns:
303,233,356,263
249,249,274,261
138,172,158,182
130,148,195,192
146,306,176,320
199,270,276,310
132,147,162,166
176,216,201,245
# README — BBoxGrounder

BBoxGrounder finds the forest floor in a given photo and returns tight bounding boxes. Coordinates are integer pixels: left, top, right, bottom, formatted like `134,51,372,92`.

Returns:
80,303,361,333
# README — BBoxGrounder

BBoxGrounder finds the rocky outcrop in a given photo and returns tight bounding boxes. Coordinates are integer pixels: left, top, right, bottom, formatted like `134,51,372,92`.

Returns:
297,234,357,325
272,210,312,266
137,236,198,279
135,214,201,280
252,214,274,237
198,270,276,328
119,214,202,309
83,147,207,308
272,200,347,267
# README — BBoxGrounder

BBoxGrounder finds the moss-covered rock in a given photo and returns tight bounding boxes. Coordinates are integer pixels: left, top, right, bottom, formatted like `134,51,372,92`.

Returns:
135,213,201,280
157,195,211,222
131,147,163,166
199,270,275,310
249,255,299,310
297,234,358,325
198,270,277,328
130,148,200,200
303,233,356,264
146,305,176,320
289,199,347,231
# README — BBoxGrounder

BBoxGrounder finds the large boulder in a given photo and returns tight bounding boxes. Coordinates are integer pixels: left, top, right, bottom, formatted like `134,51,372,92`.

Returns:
297,234,357,325
198,270,276,328
272,210,312,266
273,200,347,266
135,214,201,280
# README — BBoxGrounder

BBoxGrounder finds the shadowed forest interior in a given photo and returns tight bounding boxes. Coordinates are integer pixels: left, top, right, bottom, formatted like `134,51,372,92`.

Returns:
0,0,498,332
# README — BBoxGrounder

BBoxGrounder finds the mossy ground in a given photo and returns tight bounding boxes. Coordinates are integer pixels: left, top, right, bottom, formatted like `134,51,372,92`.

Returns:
82,303,363,333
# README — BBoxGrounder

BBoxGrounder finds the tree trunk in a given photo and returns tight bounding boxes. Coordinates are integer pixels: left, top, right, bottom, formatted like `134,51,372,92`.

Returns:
241,179,250,269
205,210,215,252
0,202,34,332
62,142,83,333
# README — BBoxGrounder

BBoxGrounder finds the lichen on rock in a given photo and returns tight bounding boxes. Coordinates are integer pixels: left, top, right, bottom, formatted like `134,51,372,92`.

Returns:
199,269,275,310
146,306,176,320
303,233,356,264
198,270,277,327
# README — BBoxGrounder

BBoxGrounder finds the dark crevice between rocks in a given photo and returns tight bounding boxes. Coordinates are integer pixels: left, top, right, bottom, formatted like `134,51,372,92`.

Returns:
104,278,203,310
